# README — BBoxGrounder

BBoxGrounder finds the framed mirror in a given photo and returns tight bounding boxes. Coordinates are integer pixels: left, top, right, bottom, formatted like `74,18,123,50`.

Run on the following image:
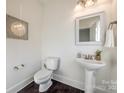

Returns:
75,12,105,45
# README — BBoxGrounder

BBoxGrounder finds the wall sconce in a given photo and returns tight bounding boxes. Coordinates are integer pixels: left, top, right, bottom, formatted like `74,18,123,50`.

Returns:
77,0,97,8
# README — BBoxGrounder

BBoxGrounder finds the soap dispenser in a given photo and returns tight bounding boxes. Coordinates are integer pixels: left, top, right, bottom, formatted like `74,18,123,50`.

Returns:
77,52,81,58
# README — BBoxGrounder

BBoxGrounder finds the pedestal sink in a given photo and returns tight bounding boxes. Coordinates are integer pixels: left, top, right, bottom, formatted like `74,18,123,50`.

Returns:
76,58,106,93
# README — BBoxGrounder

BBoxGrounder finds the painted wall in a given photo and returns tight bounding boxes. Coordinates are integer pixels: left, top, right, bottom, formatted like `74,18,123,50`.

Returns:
6,0,43,91
6,0,117,93
41,0,117,93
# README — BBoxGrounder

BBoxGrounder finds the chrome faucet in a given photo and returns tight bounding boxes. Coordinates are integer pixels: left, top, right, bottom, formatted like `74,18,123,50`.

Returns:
77,53,95,60
77,52,95,60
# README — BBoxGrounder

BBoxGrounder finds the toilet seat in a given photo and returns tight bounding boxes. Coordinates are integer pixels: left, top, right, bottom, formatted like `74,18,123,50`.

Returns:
34,69,52,84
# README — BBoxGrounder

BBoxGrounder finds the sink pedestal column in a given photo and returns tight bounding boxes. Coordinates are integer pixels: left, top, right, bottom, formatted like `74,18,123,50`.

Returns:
85,69,95,93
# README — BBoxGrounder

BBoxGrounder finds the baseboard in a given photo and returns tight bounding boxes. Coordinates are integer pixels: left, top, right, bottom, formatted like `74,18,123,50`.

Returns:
53,73,112,93
6,75,34,93
53,73,85,91
95,87,117,93
6,73,115,93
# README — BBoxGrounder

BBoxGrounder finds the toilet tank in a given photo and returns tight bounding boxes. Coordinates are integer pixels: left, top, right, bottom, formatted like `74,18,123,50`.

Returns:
45,57,60,70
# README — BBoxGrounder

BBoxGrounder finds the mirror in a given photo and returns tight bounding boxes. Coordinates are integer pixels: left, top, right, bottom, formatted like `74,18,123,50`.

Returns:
75,12,105,45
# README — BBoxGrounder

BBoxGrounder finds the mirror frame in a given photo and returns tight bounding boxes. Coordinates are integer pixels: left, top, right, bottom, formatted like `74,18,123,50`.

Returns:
75,11,105,46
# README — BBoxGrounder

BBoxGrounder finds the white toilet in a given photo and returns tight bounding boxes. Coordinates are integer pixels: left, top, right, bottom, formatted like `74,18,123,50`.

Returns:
34,57,60,92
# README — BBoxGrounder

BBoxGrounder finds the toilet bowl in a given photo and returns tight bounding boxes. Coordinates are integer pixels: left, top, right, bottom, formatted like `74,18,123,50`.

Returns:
34,57,60,92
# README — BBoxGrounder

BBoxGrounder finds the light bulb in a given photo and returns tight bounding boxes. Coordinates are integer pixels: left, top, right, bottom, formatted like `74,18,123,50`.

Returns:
84,0,95,7
76,4,82,10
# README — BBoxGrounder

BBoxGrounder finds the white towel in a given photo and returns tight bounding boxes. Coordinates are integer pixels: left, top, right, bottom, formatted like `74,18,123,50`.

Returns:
104,28,115,47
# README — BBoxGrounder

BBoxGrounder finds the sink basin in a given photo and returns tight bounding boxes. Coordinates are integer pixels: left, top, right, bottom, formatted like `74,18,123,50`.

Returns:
76,58,105,70
76,58,106,93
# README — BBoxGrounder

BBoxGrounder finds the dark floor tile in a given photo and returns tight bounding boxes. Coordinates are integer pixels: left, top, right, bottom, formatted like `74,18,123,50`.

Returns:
18,80,84,93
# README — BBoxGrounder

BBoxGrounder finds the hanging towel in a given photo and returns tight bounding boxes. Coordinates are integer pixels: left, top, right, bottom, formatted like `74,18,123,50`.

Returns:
104,28,115,47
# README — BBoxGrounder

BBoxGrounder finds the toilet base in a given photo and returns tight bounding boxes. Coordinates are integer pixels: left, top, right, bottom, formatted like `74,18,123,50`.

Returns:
39,80,52,92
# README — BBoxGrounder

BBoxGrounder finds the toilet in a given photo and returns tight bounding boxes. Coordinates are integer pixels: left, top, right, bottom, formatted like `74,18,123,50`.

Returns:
34,57,60,92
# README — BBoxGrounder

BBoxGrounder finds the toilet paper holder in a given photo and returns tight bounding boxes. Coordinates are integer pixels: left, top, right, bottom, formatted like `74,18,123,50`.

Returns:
13,64,25,70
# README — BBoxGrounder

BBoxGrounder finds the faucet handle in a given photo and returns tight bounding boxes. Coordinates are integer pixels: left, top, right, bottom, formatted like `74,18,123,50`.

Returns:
87,54,95,60
91,55,95,60
81,54,86,59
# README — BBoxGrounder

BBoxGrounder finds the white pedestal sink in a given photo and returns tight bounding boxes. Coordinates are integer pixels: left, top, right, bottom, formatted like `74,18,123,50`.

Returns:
76,58,106,93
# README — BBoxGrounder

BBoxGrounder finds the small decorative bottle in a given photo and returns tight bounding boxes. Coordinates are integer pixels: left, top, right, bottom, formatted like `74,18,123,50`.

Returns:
77,52,81,58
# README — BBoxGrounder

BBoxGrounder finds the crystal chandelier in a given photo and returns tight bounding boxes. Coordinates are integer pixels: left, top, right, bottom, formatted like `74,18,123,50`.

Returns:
77,0,97,8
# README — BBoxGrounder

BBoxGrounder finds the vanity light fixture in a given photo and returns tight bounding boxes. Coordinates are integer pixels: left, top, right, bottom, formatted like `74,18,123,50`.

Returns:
77,0,97,8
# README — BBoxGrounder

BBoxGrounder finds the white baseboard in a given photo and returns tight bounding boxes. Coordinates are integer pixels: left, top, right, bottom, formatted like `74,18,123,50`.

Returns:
53,73,112,93
6,73,115,93
53,73,85,91
95,88,116,93
6,75,34,93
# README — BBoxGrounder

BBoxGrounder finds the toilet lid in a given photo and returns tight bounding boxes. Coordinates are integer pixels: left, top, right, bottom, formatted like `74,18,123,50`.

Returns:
34,69,52,80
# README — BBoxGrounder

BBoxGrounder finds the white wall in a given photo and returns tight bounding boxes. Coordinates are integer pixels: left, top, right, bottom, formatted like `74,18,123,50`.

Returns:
41,0,117,93
6,0,117,93
79,16,99,29
6,0,43,92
